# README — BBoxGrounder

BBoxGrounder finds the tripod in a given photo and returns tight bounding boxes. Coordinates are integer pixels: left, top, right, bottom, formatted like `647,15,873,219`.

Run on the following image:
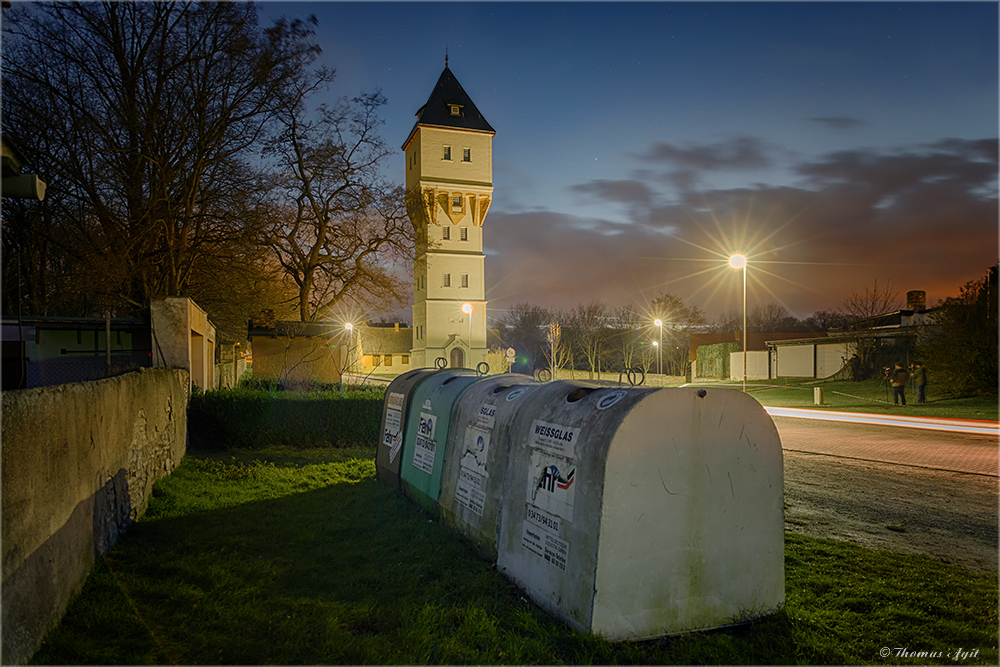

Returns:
869,371,891,404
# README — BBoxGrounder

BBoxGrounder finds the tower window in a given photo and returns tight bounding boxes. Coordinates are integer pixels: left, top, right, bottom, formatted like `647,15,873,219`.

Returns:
461,273,469,288
442,227,450,240
443,146,452,161
463,148,471,162
450,105,461,116
460,227,468,241
443,273,451,287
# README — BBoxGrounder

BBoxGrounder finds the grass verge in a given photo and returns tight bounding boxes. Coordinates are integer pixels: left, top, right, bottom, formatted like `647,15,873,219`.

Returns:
688,378,998,421
33,447,998,665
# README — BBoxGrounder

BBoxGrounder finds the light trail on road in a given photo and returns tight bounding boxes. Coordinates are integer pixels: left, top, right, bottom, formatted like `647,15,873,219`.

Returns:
764,406,1000,436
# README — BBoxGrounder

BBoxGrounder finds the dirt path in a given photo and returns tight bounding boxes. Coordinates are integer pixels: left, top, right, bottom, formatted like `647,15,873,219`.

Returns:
783,451,998,573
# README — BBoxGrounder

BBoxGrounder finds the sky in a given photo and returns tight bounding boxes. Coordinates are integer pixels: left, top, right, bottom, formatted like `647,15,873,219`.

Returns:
260,1,998,324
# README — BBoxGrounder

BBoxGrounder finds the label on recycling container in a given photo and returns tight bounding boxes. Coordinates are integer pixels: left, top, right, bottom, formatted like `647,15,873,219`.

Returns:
529,419,579,458
521,504,569,571
456,467,486,516
412,411,437,474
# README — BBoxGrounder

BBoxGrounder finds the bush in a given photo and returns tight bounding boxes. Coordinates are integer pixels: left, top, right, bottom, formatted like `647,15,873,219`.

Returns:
188,387,384,449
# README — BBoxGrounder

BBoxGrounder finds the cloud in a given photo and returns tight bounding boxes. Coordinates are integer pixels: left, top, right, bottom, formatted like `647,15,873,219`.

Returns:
640,136,771,171
807,116,866,130
569,179,655,207
484,137,998,320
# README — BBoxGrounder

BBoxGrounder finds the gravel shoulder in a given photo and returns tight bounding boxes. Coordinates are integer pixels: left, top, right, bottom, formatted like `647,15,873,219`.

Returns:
783,451,998,574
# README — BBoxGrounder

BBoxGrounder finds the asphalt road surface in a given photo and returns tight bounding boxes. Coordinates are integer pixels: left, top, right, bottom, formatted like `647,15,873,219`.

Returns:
774,415,998,573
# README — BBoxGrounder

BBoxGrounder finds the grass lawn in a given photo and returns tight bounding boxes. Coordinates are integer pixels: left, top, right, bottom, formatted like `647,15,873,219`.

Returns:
32,446,998,665
686,378,999,422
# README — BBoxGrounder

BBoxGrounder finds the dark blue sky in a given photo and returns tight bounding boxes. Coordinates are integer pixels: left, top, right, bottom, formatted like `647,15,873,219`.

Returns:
261,1,998,321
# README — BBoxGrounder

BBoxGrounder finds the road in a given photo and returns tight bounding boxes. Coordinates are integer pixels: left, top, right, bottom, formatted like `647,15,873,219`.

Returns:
771,412,998,573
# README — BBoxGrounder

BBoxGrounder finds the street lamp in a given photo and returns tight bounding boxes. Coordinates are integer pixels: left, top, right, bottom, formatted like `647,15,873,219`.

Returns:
653,318,663,376
728,253,747,392
462,303,473,368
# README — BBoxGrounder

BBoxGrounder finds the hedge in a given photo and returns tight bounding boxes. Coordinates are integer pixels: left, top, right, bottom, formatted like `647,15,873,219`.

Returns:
696,341,741,379
188,387,385,449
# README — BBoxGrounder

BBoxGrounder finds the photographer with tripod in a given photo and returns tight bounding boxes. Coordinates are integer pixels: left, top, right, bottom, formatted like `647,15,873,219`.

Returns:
888,362,910,406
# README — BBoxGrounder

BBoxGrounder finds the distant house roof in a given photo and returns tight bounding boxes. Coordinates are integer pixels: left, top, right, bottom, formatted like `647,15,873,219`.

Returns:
359,324,413,355
402,65,495,150
854,308,936,330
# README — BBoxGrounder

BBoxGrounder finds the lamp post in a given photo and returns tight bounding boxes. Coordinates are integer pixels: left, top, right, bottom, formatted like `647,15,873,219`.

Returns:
343,322,354,396
653,318,663,376
462,303,473,368
728,253,747,392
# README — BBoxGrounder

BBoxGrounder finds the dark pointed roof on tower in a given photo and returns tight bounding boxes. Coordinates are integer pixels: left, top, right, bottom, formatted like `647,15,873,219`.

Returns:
403,65,495,149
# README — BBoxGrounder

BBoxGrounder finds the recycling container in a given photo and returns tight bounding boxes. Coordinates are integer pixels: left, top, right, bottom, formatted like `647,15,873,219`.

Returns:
437,374,541,559
398,370,481,513
376,369,443,488
496,381,784,640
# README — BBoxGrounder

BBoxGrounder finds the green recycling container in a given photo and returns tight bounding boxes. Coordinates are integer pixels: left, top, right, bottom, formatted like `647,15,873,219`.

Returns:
398,370,480,513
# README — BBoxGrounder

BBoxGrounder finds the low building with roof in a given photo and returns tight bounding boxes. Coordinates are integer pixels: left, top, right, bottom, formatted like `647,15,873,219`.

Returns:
353,322,414,376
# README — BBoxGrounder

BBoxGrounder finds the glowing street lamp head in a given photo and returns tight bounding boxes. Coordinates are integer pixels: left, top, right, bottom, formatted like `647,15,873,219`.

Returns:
654,319,662,328
461,303,473,315
652,341,659,348
345,323,353,332
728,253,747,270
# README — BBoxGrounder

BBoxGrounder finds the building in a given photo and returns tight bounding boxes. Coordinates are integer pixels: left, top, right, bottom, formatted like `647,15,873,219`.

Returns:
403,59,494,370
246,313,346,387
765,290,934,380
353,322,414,375
1,316,151,390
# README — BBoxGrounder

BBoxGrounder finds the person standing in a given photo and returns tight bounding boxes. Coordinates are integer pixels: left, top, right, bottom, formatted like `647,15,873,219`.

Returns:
889,362,909,406
911,362,927,404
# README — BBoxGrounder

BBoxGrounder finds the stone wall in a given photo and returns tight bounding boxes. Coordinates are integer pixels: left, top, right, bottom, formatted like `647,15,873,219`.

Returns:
216,357,248,390
1,368,188,664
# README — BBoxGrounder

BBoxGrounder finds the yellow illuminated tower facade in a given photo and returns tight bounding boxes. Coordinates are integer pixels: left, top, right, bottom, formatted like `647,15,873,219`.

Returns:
404,62,495,369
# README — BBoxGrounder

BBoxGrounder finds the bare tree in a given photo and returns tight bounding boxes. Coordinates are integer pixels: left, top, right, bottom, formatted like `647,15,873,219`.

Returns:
607,304,644,372
267,91,413,321
714,302,803,333
805,309,850,332
569,301,611,379
839,279,902,379
2,3,321,330
495,302,550,372
541,319,574,380
651,293,707,376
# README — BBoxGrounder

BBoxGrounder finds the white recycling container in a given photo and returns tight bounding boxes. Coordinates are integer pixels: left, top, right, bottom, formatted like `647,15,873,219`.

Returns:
437,374,540,560
495,381,784,640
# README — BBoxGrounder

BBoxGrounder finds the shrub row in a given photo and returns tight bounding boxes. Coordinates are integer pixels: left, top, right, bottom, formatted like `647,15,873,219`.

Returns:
188,386,385,449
